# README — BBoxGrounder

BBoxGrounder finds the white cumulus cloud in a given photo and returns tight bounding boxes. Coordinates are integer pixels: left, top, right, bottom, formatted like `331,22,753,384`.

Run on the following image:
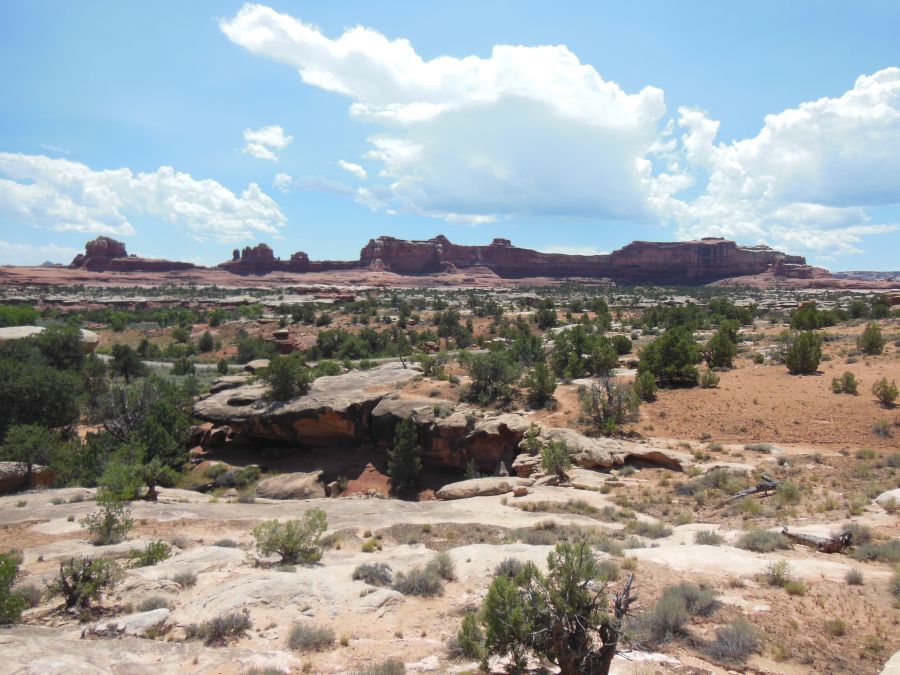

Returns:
221,4,665,225
222,4,900,260
273,172,294,192
0,152,286,242
644,68,900,256
242,124,294,160
337,160,367,180
0,240,79,266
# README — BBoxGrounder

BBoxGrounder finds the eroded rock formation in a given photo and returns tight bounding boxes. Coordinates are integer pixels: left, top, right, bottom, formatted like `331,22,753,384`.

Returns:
70,237,196,272
358,235,821,283
192,363,690,475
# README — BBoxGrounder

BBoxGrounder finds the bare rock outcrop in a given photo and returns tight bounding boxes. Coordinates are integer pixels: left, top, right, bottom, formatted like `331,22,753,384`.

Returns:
70,236,195,272
436,476,534,500
255,470,326,500
358,234,822,283
192,362,422,446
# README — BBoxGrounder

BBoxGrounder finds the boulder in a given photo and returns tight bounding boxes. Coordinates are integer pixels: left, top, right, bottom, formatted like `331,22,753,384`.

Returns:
86,608,170,638
513,486,529,497
193,362,421,447
436,476,534,500
209,375,251,394
520,427,690,472
511,453,541,477
256,471,326,500
243,359,270,373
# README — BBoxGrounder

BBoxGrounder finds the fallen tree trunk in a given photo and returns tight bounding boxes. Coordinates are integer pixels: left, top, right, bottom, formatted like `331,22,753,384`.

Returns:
726,474,780,502
781,527,853,553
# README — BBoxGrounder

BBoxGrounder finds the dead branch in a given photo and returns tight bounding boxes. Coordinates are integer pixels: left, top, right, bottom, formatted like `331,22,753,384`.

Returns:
781,527,853,553
726,474,781,502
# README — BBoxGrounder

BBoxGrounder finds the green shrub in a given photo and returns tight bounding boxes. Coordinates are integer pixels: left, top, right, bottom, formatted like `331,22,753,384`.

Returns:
705,329,737,369
634,370,657,402
172,571,197,588
858,322,885,355
523,361,556,408
453,612,485,661
783,331,822,375
541,440,571,479
12,582,42,609
262,354,310,400
775,481,800,505
736,529,790,552
831,371,859,394
700,370,720,388
633,591,688,645
463,351,521,405
288,622,335,651
824,618,846,637
80,498,133,546
137,596,171,612
213,538,239,548
845,568,864,585
386,418,422,496
764,561,793,587
50,557,123,609
872,378,898,406
352,562,393,586
350,659,406,675
129,540,171,567
252,509,327,565
392,567,444,597
852,540,900,564
661,582,718,617
637,326,700,387
694,530,725,546
784,580,806,596
426,551,456,581
494,558,526,579
187,611,252,645
707,618,762,663
0,553,26,624
625,520,672,539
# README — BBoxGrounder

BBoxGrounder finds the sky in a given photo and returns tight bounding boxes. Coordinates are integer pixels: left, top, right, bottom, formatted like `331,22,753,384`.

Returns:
1,1,900,270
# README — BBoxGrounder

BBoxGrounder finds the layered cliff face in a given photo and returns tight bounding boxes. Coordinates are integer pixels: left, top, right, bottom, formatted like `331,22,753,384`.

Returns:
358,235,820,283
69,237,195,272
218,244,356,274
68,234,824,285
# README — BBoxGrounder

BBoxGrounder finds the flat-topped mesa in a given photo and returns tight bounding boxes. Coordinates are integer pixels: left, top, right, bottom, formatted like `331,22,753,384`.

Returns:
359,235,822,283
69,236,195,272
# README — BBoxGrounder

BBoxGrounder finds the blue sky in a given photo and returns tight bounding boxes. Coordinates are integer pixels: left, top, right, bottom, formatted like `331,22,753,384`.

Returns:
1,1,899,270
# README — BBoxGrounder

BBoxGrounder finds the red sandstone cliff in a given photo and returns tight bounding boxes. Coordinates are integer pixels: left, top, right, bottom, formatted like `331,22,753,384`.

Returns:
358,235,824,284
68,234,827,285
70,237,196,272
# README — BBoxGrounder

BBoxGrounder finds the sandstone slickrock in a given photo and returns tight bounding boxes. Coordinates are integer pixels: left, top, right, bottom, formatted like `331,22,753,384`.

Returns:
518,427,690,472
86,608,170,638
194,364,690,475
193,362,422,446
255,470,326,500
435,476,534,500
243,359,270,373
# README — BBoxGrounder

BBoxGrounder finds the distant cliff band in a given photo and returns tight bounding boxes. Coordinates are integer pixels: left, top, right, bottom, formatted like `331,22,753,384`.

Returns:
69,234,828,284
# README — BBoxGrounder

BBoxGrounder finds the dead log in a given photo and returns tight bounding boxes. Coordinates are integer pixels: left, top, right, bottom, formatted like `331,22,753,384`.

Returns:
726,474,780,502
781,527,853,553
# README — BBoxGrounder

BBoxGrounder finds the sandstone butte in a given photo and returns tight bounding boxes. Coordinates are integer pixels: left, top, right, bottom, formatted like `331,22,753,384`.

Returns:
67,234,831,285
